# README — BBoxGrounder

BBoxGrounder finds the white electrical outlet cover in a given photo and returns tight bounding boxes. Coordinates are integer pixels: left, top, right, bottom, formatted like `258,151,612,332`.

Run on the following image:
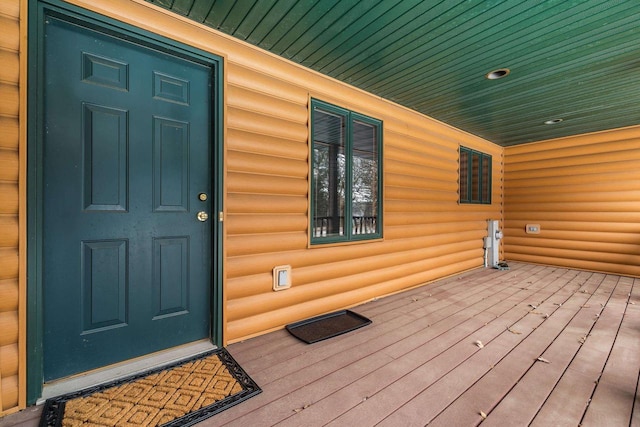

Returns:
272,265,292,291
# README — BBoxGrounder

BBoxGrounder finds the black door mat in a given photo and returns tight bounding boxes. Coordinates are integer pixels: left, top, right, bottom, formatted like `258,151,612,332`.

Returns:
39,348,260,426
286,310,372,344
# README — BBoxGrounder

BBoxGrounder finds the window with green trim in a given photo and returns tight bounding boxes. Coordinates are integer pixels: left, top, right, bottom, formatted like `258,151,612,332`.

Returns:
459,146,492,204
311,99,382,244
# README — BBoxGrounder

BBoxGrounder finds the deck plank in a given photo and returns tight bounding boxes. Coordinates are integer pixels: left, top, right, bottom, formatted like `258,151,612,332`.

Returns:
423,269,595,426
229,265,533,376
3,263,639,427
479,272,610,426
581,276,640,426
216,265,544,425
386,270,595,427
216,266,539,425
293,268,576,426
530,274,627,426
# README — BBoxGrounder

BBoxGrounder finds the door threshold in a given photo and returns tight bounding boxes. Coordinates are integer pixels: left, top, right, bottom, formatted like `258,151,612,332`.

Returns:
38,340,215,404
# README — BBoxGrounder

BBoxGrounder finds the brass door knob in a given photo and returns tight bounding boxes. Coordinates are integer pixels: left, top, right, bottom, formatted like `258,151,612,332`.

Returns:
197,211,209,222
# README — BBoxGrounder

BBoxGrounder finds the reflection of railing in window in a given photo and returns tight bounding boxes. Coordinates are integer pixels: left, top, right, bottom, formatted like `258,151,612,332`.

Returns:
313,216,377,237
352,216,376,234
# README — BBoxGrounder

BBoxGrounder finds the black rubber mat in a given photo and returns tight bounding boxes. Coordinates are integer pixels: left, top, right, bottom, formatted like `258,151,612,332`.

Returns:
286,310,372,344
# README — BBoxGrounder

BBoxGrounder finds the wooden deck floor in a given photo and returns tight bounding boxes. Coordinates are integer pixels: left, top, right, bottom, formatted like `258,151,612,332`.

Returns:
2,262,639,426
214,262,640,426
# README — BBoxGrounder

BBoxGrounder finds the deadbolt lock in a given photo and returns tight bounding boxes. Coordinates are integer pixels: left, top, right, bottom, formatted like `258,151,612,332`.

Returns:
197,211,209,222
198,193,208,201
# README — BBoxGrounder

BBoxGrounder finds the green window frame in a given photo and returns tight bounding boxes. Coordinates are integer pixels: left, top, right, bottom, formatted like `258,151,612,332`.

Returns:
459,146,492,204
311,99,383,244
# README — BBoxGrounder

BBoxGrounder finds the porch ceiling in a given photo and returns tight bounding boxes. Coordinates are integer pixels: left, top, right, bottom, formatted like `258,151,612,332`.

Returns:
148,0,640,146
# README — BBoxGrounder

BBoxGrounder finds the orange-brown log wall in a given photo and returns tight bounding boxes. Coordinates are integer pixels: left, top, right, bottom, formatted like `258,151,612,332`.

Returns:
221,38,505,342
0,0,22,416
504,127,640,277
63,0,503,344
224,73,504,341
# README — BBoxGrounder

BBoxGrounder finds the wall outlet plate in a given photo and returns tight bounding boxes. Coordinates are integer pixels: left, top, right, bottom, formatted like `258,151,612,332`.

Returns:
273,265,292,291
526,224,541,234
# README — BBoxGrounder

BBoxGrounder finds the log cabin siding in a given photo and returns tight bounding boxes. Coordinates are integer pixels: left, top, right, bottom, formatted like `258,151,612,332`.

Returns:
59,0,503,344
223,48,504,340
0,0,21,416
503,126,640,277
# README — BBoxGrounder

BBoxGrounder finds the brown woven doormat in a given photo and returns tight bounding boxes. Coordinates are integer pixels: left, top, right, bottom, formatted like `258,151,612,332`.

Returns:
39,348,260,426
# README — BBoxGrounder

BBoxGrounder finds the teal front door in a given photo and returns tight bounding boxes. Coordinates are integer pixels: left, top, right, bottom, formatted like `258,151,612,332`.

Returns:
42,15,214,381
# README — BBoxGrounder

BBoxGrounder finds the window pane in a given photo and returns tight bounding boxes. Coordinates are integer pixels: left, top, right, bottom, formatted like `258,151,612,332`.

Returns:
311,100,382,243
460,146,491,205
312,109,346,238
352,120,378,235
481,156,491,202
459,149,469,202
471,153,480,201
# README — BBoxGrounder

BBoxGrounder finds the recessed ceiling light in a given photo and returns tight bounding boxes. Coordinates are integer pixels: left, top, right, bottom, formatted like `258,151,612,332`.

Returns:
485,68,510,80
544,118,564,125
